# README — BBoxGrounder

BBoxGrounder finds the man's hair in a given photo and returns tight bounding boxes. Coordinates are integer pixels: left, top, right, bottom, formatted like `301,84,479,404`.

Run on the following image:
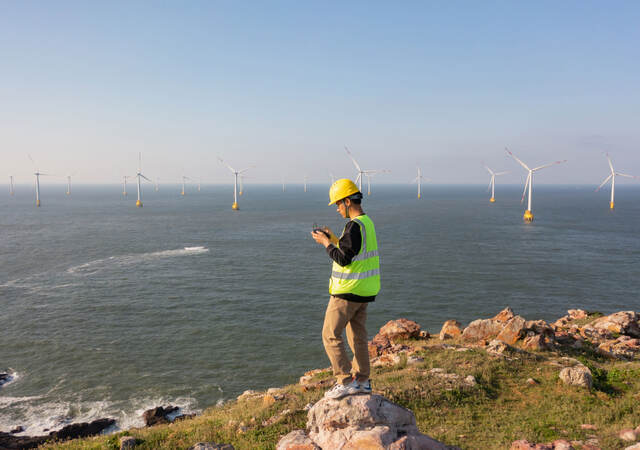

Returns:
347,192,363,205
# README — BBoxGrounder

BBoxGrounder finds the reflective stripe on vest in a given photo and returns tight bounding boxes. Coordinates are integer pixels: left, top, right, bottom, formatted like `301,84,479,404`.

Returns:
329,215,381,297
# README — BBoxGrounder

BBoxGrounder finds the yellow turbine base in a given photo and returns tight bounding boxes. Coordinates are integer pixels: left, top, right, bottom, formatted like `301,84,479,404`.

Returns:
36,200,41,207
232,202,239,210
523,210,534,222
610,201,615,210
66,192,70,196
181,191,185,196
123,192,127,196
417,193,421,199
239,191,243,196
136,200,143,207
489,197,495,203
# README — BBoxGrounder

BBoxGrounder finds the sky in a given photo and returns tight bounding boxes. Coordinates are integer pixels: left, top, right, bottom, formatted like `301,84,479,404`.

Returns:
1,1,639,186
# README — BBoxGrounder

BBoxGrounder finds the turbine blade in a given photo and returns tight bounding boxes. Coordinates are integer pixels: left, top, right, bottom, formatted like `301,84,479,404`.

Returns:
355,173,361,185
487,179,492,192
616,172,640,180
217,157,236,174
344,146,362,172
532,160,567,171
483,163,495,175
595,174,612,191
494,171,509,176
140,174,152,182
505,148,530,171
606,153,614,173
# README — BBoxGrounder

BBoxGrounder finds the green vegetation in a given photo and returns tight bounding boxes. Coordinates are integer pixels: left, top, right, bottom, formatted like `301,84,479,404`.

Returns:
40,339,640,450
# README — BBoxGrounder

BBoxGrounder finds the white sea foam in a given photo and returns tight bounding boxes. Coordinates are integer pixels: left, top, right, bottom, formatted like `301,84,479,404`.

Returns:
66,246,209,275
0,395,200,436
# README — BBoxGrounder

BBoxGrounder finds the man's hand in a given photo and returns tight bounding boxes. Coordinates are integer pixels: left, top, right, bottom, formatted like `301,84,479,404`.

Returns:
311,230,331,248
322,227,339,245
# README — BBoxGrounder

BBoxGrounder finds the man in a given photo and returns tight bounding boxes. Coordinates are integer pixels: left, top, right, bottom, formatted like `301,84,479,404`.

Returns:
311,178,381,399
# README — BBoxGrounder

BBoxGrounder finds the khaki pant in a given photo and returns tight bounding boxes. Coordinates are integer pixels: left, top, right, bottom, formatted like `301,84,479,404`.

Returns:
322,296,370,384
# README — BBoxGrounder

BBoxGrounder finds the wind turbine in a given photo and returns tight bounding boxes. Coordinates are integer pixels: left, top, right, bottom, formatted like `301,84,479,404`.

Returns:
198,177,202,192
596,153,639,210
135,153,152,207
181,175,192,196
122,175,131,196
218,157,251,210
28,154,49,207
329,172,336,186
344,146,389,193
483,163,508,203
303,175,308,193
506,148,566,222
239,175,244,196
411,167,429,199
155,178,159,192
9,176,14,196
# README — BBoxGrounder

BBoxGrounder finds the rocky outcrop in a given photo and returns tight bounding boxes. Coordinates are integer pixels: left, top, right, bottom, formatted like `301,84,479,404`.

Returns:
277,394,456,450
0,371,13,389
0,418,115,449
143,406,179,426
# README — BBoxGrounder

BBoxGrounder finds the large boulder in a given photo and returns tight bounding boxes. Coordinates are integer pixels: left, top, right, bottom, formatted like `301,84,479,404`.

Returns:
439,320,462,340
143,406,179,426
461,319,503,342
377,319,422,342
277,394,455,450
496,316,526,345
493,307,515,323
589,311,640,338
559,365,592,390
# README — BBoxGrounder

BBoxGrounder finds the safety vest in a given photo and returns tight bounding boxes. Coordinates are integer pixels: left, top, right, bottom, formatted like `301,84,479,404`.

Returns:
329,214,381,297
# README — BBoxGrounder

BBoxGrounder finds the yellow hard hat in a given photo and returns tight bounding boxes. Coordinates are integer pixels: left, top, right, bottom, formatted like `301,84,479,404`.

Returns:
328,178,360,205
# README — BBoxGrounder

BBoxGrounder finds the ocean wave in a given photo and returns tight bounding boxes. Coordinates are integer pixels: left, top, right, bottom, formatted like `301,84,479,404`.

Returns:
66,247,210,275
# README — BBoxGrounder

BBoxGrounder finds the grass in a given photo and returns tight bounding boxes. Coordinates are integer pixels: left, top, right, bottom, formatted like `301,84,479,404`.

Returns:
39,338,640,450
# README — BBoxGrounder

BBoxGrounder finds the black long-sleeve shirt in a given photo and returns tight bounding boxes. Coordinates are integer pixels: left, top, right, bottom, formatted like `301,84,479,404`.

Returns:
325,218,376,303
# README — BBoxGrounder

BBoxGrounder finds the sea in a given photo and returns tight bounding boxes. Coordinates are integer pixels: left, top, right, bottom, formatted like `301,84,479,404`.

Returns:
1,183,639,435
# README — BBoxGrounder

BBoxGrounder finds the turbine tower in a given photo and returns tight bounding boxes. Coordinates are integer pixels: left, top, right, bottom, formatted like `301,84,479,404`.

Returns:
506,148,566,222
344,146,389,193
135,152,152,207
411,167,428,199
9,176,14,196
483,163,508,203
303,175,308,193
596,153,639,210
28,154,48,207
218,157,251,210
66,175,72,195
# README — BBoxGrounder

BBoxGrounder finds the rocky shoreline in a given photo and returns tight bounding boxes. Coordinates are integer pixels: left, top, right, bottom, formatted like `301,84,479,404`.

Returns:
2,307,639,449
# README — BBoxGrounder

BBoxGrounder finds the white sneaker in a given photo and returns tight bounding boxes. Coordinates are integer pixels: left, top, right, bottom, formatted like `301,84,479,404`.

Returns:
324,380,360,399
358,379,372,394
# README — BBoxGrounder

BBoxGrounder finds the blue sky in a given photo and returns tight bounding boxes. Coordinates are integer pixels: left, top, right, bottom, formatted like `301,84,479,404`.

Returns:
1,1,639,185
